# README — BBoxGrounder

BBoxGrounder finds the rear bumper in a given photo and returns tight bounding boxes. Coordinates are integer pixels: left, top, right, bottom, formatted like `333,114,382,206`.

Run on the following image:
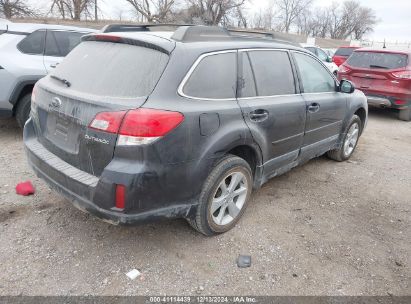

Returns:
24,118,198,225
367,96,392,107
364,94,411,110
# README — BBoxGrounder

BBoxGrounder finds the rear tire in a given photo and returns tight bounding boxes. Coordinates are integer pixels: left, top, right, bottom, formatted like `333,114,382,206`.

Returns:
398,108,411,121
327,115,362,162
188,155,253,236
15,93,32,129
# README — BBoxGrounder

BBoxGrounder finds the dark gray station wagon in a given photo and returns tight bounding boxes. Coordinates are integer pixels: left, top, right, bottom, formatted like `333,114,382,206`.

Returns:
24,26,368,235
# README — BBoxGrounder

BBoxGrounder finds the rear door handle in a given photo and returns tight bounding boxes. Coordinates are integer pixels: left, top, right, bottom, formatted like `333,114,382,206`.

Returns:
50,63,59,68
249,109,269,122
307,103,320,113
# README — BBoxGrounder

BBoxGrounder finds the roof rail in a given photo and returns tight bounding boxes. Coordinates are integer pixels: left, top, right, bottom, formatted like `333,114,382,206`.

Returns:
101,23,194,33
171,26,230,42
101,24,301,46
228,28,274,39
228,28,300,46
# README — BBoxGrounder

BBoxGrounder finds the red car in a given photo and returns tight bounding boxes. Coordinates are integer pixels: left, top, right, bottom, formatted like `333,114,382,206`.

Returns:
338,48,411,121
333,46,359,66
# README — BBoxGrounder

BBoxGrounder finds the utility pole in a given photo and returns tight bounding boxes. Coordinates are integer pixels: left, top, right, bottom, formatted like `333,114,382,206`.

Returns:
95,0,98,21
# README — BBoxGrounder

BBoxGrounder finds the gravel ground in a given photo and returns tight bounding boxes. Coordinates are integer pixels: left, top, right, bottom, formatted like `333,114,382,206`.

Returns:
0,108,410,296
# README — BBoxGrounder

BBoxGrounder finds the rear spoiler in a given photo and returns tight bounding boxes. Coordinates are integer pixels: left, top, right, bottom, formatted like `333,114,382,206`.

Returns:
0,24,29,35
101,23,194,33
81,33,175,54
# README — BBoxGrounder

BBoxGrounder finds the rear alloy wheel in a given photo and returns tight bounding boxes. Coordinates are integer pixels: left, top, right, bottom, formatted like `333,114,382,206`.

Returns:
188,155,252,236
327,115,362,162
15,93,32,129
398,108,411,121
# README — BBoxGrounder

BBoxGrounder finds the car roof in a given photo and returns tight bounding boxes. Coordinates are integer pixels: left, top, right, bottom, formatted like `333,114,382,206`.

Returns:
0,18,12,24
112,31,174,40
90,29,305,55
3,22,96,33
337,46,360,49
354,48,411,55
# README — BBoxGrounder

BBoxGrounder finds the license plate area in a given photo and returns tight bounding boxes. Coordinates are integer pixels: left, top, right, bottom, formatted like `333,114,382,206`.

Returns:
45,109,82,154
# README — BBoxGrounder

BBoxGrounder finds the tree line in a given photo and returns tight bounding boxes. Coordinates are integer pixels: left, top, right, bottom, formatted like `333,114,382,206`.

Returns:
0,0,378,40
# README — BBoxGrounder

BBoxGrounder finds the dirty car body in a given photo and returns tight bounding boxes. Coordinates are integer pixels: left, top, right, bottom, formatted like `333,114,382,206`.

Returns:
24,26,368,233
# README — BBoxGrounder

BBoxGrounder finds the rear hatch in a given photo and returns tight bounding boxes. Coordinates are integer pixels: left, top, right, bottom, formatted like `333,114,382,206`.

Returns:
344,50,409,95
31,36,172,176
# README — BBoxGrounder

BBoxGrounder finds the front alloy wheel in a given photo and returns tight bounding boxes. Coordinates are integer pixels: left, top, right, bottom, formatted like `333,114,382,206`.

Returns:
327,114,362,162
343,122,360,158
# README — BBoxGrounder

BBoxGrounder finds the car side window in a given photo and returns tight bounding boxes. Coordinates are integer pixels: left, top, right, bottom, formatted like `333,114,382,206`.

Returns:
317,48,329,62
45,31,85,57
306,47,317,56
294,52,336,93
247,50,296,97
183,52,237,99
238,53,257,98
18,30,46,55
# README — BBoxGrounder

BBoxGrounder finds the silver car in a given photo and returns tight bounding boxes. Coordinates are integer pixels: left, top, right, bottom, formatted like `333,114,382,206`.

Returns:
0,22,95,127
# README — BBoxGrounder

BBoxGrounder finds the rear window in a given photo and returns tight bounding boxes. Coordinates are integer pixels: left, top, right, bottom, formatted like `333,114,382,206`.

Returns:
346,51,408,69
52,41,169,98
335,47,356,57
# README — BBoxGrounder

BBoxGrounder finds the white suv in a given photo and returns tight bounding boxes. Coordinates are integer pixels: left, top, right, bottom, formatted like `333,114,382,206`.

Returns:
0,22,95,127
303,45,339,76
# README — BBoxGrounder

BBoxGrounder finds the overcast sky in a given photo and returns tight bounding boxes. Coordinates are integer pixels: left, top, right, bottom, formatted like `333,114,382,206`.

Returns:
30,0,411,42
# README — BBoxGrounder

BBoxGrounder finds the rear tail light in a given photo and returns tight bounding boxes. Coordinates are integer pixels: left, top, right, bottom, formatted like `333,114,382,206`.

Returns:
394,100,407,105
117,108,184,146
392,70,411,79
89,108,184,146
338,65,351,73
89,111,126,133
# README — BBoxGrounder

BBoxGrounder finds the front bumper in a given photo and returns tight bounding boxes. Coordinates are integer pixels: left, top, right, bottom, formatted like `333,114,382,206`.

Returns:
24,118,197,225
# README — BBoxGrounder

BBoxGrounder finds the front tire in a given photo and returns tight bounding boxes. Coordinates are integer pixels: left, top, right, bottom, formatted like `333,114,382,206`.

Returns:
327,115,362,162
188,155,253,236
15,93,32,129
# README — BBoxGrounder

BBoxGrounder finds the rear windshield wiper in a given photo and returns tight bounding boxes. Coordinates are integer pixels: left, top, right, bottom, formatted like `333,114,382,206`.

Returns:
369,65,388,69
50,75,71,87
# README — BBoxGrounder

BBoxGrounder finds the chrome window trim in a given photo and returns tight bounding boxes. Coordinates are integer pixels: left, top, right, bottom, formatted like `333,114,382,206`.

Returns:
177,47,331,101
238,93,301,100
238,48,289,52
177,50,238,101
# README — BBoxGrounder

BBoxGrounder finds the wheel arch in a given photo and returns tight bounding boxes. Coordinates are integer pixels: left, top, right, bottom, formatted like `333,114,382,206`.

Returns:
10,78,42,114
354,107,367,134
226,143,263,189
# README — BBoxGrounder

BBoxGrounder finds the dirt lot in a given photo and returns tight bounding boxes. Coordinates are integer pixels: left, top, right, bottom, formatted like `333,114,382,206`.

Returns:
0,108,410,296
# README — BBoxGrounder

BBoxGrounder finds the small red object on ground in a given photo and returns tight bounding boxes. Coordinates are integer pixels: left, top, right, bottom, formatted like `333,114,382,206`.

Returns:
15,181,35,196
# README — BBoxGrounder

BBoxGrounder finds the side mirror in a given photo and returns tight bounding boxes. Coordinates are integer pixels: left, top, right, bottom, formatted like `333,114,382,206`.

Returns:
340,79,355,94
326,56,332,63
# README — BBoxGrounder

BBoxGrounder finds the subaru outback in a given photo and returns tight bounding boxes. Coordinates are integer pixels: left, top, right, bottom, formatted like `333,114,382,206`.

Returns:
24,26,368,236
